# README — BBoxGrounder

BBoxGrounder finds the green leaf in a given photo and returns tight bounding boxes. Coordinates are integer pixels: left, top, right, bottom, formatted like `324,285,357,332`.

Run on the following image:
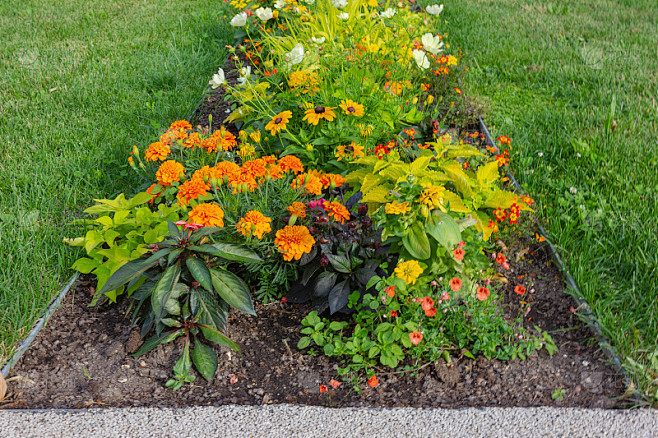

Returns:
189,243,262,263
297,336,311,349
426,212,462,250
402,222,431,260
186,257,212,291
190,227,223,243
167,248,183,265
167,220,181,240
191,287,228,331
209,268,256,315
71,257,99,274
476,161,500,185
191,340,218,381
198,324,240,351
151,263,182,323
326,254,351,273
133,329,182,357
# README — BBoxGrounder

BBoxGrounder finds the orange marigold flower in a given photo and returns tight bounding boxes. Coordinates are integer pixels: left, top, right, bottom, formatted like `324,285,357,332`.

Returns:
242,158,268,179
287,202,307,218
319,385,328,393
236,210,272,239
230,171,258,194
177,178,209,206
274,225,316,261
188,203,224,228
213,127,237,151
476,286,490,301
409,331,423,345
324,201,350,224
169,120,192,131
421,297,434,311
303,105,336,125
265,110,292,135
330,379,341,389
320,173,347,189
278,155,304,174
159,130,179,146
183,132,202,149
202,137,219,153
291,173,323,196
449,277,462,292
515,285,526,296
214,161,241,183
144,142,171,161
367,375,379,387
156,160,185,187
453,248,465,261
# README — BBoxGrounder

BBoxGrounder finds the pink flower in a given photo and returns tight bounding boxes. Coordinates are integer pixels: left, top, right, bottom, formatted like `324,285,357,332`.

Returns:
307,198,327,209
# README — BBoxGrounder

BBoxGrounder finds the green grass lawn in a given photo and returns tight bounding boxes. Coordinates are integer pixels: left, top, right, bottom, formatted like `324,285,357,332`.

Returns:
439,0,658,401
0,0,231,364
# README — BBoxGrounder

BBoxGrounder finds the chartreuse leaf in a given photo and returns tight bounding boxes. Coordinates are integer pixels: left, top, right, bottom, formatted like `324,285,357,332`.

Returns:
402,222,431,260
191,340,218,381
476,161,500,185
71,257,98,274
189,243,262,263
426,212,461,250
473,210,494,241
443,163,473,197
151,263,182,323
209,268,256,315
186,257,212,291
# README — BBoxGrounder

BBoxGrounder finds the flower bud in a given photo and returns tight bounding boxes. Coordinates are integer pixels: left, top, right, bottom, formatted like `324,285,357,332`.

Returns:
358,204,368,216
320,256,329,266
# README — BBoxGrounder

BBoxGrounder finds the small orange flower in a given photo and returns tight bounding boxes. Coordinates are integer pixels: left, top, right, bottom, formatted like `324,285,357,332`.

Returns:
188,203,225,228
454,87,462,94
449,277,462,292
424,307,437,317
330,379,341,389
229,172,258,194
390,310,398,317
242,158,268,179
497,135,511,145
213,127,238,151
177,178,209,206
183,132,202,149
291,173,323,196
320,173,347,189
324,201,350,224
367,375,379,387
214,161,241,183
409,331,423,345
476,286,490,301
421,297,434,311
515,285,526,296
287,202,307,218
156,160,185,187
274,225,316,261
144,142,171,161
385,286,395,298
169,120,192,131
319,385,328,393
236,210,272,239
496,253,506,264
278,155,304,174
202,137,219,153
453,248,465,261
535,233,546,242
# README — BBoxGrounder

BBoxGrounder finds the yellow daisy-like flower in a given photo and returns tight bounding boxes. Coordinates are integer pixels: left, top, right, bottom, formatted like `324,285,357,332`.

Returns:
155,160,185,187
144,142,171,162
274,225,316,261
236,210,272,239
385,202,411,215
418,185,446,211
265,110,292,135
335,141,365,161
394,260,424,285
188,203,225,228
339,99,364,117
302,105,336,126
249,131,261,143
287,202,307,218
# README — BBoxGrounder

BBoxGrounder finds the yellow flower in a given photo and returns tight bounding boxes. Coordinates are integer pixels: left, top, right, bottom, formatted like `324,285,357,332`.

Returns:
249,131,261,143
339,99,365,117
447,55,458,66
335,141,365,161
188,203,225,228
418,185,446,211
274,225,316,261
385,202,411,215
155,160,185,187
265,110,293,135
394,260,423,285
367,0,378,6
302,105,336,125
236,210,272,239
288,70,321,95
237,143,256,159
356,123,374,137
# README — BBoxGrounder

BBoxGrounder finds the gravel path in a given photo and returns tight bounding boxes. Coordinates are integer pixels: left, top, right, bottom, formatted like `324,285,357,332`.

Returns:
2,405,657,437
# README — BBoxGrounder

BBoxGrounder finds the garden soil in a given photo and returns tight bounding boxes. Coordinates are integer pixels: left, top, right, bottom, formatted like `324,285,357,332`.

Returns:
4,238,626,409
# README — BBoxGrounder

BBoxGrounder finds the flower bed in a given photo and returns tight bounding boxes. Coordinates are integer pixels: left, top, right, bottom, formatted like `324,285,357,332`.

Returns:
4,0,627,407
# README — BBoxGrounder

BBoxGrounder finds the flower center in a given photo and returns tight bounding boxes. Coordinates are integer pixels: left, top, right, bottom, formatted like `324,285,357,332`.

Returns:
275,117,282,124
314,106,325,114
347,106,355,112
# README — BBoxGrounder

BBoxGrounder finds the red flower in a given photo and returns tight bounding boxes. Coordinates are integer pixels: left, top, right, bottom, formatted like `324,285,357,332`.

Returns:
280,297,288,303
476,286,490,301
409,331,424,345
385,286,396,298
330,379,341,389
496,253,506,264
424,307,437,317
458,240,466,247
319,385,328,393
390,310,398,317
453,248,465,261
497,135,511,145
368,375,379,387
449,277,462,292
421,297,434,311
515,285,526,296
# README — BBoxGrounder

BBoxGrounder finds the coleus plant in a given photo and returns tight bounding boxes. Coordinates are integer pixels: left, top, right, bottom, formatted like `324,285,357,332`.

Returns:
95,220,262,389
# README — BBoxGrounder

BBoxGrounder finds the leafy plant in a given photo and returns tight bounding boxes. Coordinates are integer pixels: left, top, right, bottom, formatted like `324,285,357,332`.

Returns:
99,219,262,386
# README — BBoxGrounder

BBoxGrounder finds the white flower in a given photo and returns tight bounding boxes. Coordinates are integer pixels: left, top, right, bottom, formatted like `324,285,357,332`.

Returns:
426,4,444,15
209,68,226,89
304,0,315,4
570,186,578,194
255,7,273,21
380,8,396,18
413,50,430,70
274,0,286,9
311,36,325,44
286,43,305,65
421,32,444,54
337,12,349,20
537,152,544,157
332,0,348,8
230,12,247,27
237,66,251,86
